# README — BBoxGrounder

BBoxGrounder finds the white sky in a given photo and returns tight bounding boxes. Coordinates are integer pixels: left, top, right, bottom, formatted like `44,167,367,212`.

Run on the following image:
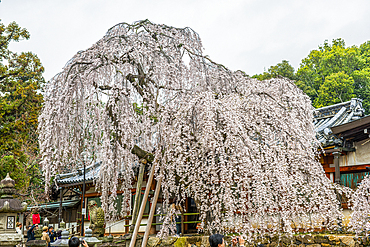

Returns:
1,0,370,81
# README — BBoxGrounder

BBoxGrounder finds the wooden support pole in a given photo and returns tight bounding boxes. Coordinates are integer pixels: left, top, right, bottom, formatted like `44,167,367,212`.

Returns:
130,163,156,247
181,211,184,236
141,176,162,247
333,152,341,184
59,187,63,227
130,160,146,233
185,198,188,233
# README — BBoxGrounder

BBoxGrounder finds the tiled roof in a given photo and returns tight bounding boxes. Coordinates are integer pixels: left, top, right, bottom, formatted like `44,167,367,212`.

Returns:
27,199,80,210
314,98,365,146
56,162,101,185
56,160,142,185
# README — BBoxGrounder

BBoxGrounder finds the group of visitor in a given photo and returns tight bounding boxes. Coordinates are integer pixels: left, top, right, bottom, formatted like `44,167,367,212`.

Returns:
23,222,243,247
26,224,63,246
40,226,56,246
25,223,88,247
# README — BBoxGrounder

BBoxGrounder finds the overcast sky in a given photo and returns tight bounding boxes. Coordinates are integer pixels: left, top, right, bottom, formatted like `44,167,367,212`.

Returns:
1,0,370,81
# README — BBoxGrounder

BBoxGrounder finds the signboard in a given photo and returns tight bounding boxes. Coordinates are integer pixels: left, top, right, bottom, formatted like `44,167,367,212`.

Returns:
82,208,86,215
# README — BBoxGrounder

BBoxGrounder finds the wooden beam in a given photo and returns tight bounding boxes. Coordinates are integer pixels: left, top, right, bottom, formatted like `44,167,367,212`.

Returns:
59,181,94,188
324,164,370,174
77,187,150,198
341,126,370,138
323,148,343,154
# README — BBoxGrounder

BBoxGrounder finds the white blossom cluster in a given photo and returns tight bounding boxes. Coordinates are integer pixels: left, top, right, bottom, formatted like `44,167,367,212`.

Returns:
156,77,344,238
349,175,370,235
38,20,343,236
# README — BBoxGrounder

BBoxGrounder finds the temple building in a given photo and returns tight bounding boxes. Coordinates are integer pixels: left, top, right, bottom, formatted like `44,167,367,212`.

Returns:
50,162,199,236
314,98,370,188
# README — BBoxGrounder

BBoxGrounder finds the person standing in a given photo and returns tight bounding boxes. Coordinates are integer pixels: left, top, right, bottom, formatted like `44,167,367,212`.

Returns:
209,234,225,247
16,222,22,235
48,226,56,246
209,234,245,247
16,223,23,247
68,237,88,247
41,226,50,246
170,201,183,236
56,230,62,240
27,224,38,242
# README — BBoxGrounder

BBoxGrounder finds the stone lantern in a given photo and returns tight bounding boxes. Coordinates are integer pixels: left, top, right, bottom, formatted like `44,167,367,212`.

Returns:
59,220,66,230
0,173,27,247
83,229,102,247
43,217,49,227
50,230,70,247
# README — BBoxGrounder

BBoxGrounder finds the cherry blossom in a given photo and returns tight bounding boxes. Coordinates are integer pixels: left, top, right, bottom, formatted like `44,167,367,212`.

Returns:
349,175,370,235
38,20,343,238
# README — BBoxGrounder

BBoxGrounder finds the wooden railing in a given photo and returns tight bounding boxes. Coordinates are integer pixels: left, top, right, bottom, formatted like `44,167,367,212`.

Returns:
105,212,200,234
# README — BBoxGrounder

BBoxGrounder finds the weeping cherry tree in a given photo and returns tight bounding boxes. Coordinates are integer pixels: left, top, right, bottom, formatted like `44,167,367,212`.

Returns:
39,20,342,239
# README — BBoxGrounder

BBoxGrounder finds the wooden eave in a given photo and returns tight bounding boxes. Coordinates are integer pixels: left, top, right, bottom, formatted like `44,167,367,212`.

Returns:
58,181,94,188
331,115,370,138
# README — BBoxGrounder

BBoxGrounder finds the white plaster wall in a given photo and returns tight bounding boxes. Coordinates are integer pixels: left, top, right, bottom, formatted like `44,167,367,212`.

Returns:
104,219,148,234
135,218,148,232
339,139,370,166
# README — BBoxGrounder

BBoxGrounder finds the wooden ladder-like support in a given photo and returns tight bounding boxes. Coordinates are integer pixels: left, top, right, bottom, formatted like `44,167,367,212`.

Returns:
130,163,161,247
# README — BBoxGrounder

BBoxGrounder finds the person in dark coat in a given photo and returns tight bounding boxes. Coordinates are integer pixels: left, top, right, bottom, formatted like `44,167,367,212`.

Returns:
48,226,57,246
209,234,225,247
56,230,62,239
69,237,88,247
27,224,38,241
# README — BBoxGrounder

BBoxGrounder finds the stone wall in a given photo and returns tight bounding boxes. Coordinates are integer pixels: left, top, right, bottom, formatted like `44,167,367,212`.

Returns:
144,234,370,247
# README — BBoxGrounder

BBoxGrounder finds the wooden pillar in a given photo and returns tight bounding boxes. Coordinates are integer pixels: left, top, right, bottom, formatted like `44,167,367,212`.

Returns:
79,190,84,234
181,211,184,236
59,187,63,227
125,213,129,234
333,152,341,184
69,210,71,226
185,198,189,233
